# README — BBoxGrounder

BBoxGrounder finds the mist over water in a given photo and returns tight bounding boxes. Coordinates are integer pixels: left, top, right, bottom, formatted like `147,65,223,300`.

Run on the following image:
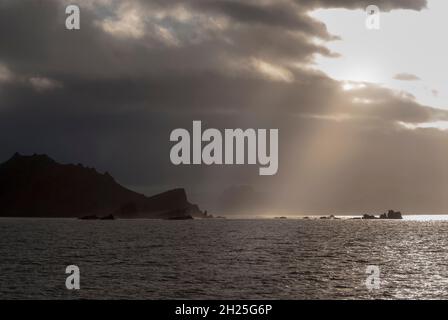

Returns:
1,218,447,299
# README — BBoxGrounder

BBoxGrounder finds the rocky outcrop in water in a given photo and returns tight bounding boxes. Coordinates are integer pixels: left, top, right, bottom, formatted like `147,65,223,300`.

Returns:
362,210,403,220
320,214,340,220
380,210,402,219
79,214,115,220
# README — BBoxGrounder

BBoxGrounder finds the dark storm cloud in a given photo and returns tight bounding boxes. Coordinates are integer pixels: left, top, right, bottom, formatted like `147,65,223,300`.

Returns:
189,0,338,40
1,0,446,214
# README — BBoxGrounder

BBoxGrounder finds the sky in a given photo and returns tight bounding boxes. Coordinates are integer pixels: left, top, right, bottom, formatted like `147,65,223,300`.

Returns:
1,0,448,215
312,0,448,114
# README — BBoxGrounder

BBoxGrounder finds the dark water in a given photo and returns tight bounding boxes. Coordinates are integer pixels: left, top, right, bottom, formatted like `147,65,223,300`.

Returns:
1,218,448,299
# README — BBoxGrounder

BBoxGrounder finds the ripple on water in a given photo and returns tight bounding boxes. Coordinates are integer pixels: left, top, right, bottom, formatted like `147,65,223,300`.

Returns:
0,218,448,299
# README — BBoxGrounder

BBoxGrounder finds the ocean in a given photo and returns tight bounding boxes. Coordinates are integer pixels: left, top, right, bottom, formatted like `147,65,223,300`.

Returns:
1,217,448,299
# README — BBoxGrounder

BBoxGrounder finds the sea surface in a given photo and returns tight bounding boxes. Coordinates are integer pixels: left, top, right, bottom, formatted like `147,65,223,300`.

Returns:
1,217,448,299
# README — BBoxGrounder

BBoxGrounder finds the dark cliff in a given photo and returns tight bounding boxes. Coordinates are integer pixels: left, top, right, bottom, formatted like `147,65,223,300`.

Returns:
0,153,204,218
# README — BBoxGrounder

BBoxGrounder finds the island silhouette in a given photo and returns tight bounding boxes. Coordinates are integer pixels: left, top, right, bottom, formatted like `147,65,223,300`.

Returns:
0,153,206,219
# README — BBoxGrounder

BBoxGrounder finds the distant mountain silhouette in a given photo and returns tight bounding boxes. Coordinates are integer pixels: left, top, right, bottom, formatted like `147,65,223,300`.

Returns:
0,153,205,218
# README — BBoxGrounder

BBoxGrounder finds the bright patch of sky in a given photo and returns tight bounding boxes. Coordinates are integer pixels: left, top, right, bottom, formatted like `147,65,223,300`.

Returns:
310,0,447,110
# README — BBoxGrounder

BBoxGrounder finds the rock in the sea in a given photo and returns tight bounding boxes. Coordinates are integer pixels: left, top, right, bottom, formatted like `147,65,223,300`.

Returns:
320,215,339,220
79,215,99,220
164,215,194,220
100,214,115,220
362,210,403,220
380,210,403,219
79,214,115,220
